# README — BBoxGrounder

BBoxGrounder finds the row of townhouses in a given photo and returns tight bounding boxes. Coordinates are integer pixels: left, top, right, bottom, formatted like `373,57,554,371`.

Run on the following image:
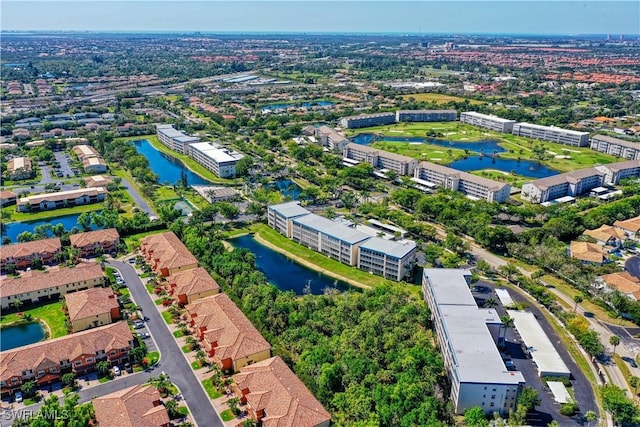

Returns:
268,202,417,281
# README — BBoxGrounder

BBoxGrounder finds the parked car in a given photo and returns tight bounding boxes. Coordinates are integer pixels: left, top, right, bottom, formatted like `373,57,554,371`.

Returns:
128,257,136,264
113,366,121,376
137,332,150,339
124,363,133,374
133,320,145,329
14,391,23,403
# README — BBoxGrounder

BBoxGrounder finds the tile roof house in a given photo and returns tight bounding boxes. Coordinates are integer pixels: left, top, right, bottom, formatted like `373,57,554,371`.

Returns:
70,228,120,257
0,237,62,270
570,241,606,265
0,322,133,396
65,287,121,332
583,225,627,248
84,175,113,188
0,190,18,207
167,267,220,305
140,232,198,277
614,215,640,240
186,293,271,372
598,272,640,300
6,157,34,180
93,384,170,427
232,356,331,427
1,262,106,310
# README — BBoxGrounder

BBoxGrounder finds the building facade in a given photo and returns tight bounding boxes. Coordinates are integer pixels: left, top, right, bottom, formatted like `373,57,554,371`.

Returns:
267,201,312,237
512,123,589,147
590,135,640,160
595,159,640,186
65,287,121,332
140,232,198,277
155,124,200,154
70,228,120,257
0,238,62,271
357,237,417,281
460,112,515,133
167,267,220,305
314,125,350,151
414,162,511,203
521,168,605,204
339,112,396,129
396,109,457,122
187,142,244,178
17,187,107,212
343,143,419,176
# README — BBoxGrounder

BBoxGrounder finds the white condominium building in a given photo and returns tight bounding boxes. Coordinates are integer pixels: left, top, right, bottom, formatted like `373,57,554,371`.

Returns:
358,237,416,281
460,112,516,133
291,214,370,266
596,159,640,186
339,112,396,129
315,125,350,151
422,269,524,415
396,110,457,122
414,162,511,203
156,124,200,154
512,122,589,147
343,143,419,176
188,142,244,178
590,135,640,160
521,168,604,204
267,201,313,237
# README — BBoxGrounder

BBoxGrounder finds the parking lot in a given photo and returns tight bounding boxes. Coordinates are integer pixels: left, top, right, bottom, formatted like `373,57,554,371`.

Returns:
53,151,79,178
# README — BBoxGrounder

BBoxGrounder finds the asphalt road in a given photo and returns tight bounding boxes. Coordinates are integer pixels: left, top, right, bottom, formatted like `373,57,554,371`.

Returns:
109,260,223,427
626,256,640,279
119,177,155,215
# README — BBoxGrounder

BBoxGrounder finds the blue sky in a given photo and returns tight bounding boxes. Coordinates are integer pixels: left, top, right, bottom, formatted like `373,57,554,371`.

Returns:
2,1,639,35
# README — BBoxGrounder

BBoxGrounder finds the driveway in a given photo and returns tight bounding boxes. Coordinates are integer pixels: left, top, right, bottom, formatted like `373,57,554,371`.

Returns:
626,256,640,279
119,177,155,215
109,260,223,427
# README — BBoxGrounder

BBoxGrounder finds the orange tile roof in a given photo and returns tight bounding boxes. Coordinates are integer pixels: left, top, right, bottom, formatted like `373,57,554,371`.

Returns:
570,241,605,264
93,384,170,427
233,356,331,427
168,267,220,298
69,228,119,248
141,232,198,271
614,216,640,233
0,322,132,383
0,238,62,261
0,190,17,199
1,262,104,298
84,175,113,188
65,287,119,322
584,225,626,243
601,272,640,294
186,294,271,363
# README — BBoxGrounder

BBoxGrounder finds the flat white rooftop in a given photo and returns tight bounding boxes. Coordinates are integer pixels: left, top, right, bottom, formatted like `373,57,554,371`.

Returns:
190,142,243,163
423,268,476,306
507,310,571,378
359,236,416,259
269,201,310,219
547,381,572,404
495,288,515,308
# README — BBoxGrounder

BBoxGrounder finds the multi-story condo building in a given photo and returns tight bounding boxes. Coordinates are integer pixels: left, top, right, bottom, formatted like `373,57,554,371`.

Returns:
155,124,200,154
6,157,34,180
232,356,332,427
65,287,121,332
187,142,244,178
414,162,511,203
460,112,515,133
267,201,311,237
70,228,120,257
339,112,396,129
358,237,417,281
396,109,457,122
291,213,371,266
314,125,350,151
521,168,605,204
93,385,170,427
595,159,640,186
422,269,524,415
0,238,62,270
512,123,589,147
167,267,220,305
1,262,106,310
82,157,107,173
17,187,107,212
140,232,198,277
590,135,640,160
0,322,133,397
72,144,100,160
343,143,419,176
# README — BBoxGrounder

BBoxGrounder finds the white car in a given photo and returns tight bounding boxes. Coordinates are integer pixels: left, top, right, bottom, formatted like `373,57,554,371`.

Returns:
113,366,121,376
14,391,23,403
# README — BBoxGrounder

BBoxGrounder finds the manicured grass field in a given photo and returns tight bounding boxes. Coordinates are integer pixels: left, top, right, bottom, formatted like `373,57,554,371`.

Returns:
220,409,235,421
401,93,485,105
201,378,222,399
249,223,389,289
162,311,174,324
0,301,67,338
1,203,104,224
122,229,168,252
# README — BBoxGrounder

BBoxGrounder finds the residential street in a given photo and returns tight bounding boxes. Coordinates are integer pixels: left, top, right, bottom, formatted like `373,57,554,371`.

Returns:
118,177,155,215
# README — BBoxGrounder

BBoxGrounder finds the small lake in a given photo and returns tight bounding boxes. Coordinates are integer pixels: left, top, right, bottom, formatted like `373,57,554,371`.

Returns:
132,139,212,186
268,179,302,200
261,100,334,111
0,322,45,351
230,234,349,295
448,156,558,178
2,213,101,243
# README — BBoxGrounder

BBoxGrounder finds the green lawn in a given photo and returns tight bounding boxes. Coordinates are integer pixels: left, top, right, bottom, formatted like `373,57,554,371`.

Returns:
177,406,189,417
146,351,160,366
401,93,485,105
2,202,104,224
220,409,235,421
201,378,222,399
173,330,184,338
0,301,67,338
182,344,191,353
122,229,168,252
162,311,173,324
191,360,204,370
248,223,390,289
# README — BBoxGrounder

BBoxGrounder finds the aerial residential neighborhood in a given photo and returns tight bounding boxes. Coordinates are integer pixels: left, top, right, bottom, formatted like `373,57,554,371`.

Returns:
1,2,640,426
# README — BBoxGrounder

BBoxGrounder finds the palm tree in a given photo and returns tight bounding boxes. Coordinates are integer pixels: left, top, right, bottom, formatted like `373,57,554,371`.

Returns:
97,360,110,377
20,380,37,398
584,410,597,427
11,299,23,312
629,376,639,395
164,399,180,419
485,297,497,308
498,264,519,282
573,295,583,313
610,335,621,355
195,350,208,367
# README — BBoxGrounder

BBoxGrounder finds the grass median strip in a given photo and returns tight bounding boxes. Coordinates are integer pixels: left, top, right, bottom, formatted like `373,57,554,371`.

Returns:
201,378,222,399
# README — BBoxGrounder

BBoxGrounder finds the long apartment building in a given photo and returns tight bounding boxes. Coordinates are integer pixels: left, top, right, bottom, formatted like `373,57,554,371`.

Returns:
595,159,640,186
512,122,590,147
339,112,396,129
0,321,133,397
268,202,417,279
187,141,244,178
1,262,106,310
155,124,200,154
422,269,524,415
315,125,350,151
460,112,515,133
521,167,604,203
140,232,198,277
17,187,107,212
358,237,417,281
396,109,457,122
343,142,418,176
591,135,640,160
414,161,511,203
0,237,62,270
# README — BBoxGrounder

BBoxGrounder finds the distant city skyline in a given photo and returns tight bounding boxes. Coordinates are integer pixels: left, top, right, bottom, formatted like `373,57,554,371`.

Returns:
1,1,639,35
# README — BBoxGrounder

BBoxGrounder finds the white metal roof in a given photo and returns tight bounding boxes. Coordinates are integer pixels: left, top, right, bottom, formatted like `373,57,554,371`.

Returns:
547,381,573,403
495,288,515,308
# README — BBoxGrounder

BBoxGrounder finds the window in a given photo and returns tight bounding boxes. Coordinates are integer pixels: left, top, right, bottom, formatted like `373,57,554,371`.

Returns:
110,350,117,356
74,361,82,366
50,367,58,373
490,402,495,407
491,395,496,400
86,357,93,363
37,370,45,377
